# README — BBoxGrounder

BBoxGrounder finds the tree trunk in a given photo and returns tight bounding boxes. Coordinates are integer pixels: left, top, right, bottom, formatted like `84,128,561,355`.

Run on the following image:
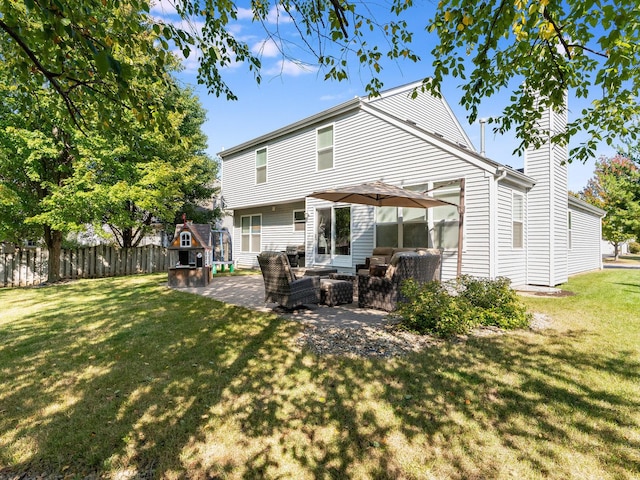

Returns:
613,242,620,261
44,226,63,283
122,226,134,249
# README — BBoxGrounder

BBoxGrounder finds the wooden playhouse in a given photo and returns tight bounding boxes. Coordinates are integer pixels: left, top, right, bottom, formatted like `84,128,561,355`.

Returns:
167,221,213,287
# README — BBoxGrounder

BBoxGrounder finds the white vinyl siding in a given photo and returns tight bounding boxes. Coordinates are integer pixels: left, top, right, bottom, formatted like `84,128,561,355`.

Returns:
234,203,306,268
496,183,527,286
317,125,334,171
366,84,474,149
255,147,267,184
524,101,569,286
222,92,494,278
512,192,524,249
567,201,602,275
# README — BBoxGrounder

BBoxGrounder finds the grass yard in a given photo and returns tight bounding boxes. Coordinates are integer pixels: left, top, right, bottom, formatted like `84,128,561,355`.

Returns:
603,253,640,265
1,270,639,479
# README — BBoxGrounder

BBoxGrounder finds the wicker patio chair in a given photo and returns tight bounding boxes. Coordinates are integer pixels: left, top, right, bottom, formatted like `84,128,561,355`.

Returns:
358,250,442,311
257,251,321,309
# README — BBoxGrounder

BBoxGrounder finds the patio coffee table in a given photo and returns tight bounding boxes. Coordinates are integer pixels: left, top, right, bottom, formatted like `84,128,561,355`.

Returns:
302,267,338,277
320,278,353,306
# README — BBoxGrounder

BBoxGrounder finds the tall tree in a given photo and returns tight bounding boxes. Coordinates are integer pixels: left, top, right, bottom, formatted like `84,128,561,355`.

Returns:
2,1,640,162
83,87,218,248
0,35,216,281
0,86,85,281
580,155,640,259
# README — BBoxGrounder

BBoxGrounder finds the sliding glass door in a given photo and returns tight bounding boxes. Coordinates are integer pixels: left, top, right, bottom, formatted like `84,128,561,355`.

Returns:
315,206,351,266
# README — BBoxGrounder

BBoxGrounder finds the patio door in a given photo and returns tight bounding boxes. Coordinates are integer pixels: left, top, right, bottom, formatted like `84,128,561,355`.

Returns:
315,206,352,267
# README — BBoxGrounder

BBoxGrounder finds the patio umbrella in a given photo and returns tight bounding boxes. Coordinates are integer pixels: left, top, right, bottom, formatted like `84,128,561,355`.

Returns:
307,180,465,276
307,180,457,209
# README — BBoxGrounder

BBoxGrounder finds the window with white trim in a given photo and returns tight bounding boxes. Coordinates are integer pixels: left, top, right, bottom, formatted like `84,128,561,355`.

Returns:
241,214,261,252
432,180,461,250
293,210,306,232
317,125,334,171
375,182,455,249
180,231,191,247
512,192,524,249
256,147,267,184
568,211,572,249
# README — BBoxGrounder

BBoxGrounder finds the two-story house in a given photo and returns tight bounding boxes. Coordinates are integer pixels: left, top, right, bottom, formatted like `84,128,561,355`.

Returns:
219,81,604,287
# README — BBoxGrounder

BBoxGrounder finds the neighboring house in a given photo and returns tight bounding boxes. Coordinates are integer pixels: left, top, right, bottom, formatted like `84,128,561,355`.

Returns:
219,81,604,287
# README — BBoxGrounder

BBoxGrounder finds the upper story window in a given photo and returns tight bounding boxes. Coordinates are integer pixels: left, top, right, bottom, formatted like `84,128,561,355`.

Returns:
317,125,334,171
256,147,267,184
180,231,192,247
512,192,524,249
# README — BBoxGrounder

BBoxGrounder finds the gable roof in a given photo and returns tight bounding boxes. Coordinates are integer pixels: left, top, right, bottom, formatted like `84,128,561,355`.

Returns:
170,223,212,248
218,80,535,189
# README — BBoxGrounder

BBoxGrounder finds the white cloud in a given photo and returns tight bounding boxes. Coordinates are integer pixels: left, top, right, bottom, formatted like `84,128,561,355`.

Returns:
172,47,201,74
265,59,318,77
235,4,293,24
236,7,254,21
251,38,281,58
266,4,294,24
150,0,178,17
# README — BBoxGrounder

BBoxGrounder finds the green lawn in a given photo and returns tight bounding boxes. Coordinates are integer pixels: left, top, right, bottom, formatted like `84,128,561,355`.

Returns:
1,270,639,479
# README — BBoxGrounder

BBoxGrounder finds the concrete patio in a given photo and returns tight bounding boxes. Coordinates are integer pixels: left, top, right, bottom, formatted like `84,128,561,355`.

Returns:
171,273,392,329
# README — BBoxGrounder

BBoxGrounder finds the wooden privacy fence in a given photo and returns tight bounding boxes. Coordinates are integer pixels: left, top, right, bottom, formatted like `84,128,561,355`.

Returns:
0,245,169,287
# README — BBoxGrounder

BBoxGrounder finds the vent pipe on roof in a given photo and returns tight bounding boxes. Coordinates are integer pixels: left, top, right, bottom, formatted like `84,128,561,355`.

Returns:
479,118,487,156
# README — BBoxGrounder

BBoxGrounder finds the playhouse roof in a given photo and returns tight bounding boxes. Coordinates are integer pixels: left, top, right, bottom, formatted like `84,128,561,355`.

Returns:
169,222,213,249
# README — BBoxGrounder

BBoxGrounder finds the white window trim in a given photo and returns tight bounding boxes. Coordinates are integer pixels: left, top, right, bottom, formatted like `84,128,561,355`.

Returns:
293,209,306,232
316,123,335,172
568,211,572,250
430,178,464,251
255,147,267,185
180,231,192,247
371,179,464,251
240,214,262,253
512,191,524,250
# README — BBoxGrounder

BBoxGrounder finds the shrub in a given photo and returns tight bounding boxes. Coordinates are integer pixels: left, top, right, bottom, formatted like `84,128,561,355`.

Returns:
397,280,479,338
456,276,531,330
629,241,640,254
396,276,531,338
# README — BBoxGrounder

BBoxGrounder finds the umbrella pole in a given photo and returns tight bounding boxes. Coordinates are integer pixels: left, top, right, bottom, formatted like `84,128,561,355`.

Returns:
456,178,465,277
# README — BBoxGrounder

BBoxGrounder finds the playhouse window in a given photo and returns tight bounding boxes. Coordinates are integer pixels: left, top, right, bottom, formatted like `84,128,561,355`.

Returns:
180,232,192,247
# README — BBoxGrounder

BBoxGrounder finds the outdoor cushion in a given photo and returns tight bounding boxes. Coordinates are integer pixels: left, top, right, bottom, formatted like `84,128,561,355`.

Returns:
257,251,320,309
358,251,442,311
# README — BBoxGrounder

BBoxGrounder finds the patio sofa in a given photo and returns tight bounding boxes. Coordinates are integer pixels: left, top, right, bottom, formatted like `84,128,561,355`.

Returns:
358,249,442,312
257,251,320,309
356,247,434,274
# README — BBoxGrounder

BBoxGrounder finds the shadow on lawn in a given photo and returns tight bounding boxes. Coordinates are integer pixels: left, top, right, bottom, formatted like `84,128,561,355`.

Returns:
1,275,639,479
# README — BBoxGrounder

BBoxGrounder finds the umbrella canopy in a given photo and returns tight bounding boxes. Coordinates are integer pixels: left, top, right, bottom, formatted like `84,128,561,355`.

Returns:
308,181,458,210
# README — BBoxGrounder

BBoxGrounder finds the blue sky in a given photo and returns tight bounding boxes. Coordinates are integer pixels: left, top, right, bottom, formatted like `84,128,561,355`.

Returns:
152,1,616,192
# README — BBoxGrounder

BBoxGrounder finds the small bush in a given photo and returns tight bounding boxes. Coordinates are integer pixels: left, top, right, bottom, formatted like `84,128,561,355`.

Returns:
629,241,640,254
456,275,531,330
397,276,531,338
397,280,478,338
